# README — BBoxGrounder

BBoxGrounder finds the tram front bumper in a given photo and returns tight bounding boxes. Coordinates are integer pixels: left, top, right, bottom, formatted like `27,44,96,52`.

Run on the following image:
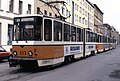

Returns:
9,58,37,67
9,57,64,67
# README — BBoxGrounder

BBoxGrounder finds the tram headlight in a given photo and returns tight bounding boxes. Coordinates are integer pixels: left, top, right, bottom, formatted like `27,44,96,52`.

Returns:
28,51,33,56
13,51,17,56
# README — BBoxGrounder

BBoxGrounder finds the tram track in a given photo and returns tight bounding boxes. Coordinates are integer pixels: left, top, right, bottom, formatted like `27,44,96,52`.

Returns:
0,64,58,81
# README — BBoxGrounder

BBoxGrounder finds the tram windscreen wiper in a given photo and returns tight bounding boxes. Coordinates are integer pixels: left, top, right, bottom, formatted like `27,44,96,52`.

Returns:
23,30,32,40
23,27,34,40
24,30,30,37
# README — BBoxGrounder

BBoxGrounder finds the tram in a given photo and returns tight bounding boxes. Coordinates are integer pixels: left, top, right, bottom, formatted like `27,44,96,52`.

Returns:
9,14,116,67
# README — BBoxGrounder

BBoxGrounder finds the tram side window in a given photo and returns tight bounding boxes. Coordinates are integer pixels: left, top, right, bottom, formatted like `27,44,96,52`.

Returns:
35,18,43,41
81,29,83,41
71,26,76,42
54,21,62,41
112,38,114,43
100,35,102,43
114,39,116,43
105,37,107,43
108,37,110,43
107,37,109,43
64,24,70,41
91,32,94,42
103,36,107,43
101,36,103,42
103,36,105,43
44,19,52,41
90,32,93,42
86,31,91,42
110,38,112,43
86,31,88,42
96,34,99,42
93,33,95,42
88,31,91,42
109,38,111,43
94,33,97,42
77,28,81,42
113,39,115,43
98,35,101,43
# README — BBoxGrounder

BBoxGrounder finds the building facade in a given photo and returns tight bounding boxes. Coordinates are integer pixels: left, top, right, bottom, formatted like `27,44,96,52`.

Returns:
103,23,120,44
93,4,103,35
103,24,111,37
34,0,60,17
50,0,94,30
0,0,35,51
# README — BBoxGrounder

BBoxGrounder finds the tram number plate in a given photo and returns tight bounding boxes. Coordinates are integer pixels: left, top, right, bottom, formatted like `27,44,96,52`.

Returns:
20,51,26,55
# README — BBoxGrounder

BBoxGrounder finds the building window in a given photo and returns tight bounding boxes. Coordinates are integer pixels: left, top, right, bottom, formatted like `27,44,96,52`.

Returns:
80,7,82,13
44,10,47,15
85,11,87,17
75,4,78,11
62,7,65,15
82,0,84,5
75,14,78,21
85,2,87,8
66,0,70,3
0,0,1,9
49,12,52,16
75,14,77,21
37,7,40,14
82,9,84,15
85,20,87,25
43,0,48,2
8,24,13,45
79,17,81,23
27,4,31,14
82,18,85,24
88,5,89,10
66,10,68,16
19,0,22,14
9,0,14,12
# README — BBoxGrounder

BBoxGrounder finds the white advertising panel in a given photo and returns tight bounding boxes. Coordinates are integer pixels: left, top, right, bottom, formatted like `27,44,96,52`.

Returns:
64,45,83,56
85,44,96,51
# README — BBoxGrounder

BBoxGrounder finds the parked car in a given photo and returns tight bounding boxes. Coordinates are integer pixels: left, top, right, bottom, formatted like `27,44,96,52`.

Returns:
0,46,10,61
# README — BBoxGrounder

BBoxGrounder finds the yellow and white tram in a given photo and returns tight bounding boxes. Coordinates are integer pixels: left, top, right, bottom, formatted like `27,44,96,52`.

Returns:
9,14,116,67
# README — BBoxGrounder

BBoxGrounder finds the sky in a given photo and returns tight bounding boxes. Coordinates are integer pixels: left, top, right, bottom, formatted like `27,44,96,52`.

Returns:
90,0,120,33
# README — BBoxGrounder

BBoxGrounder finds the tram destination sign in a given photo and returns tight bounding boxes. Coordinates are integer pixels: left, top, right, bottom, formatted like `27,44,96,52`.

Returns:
14,17,35,23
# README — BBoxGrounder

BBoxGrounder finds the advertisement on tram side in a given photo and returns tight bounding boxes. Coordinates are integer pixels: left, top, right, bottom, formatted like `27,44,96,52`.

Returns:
64,45,83,56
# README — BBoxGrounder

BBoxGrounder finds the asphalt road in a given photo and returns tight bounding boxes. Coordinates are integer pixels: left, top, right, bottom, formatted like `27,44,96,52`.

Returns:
0,45,120,81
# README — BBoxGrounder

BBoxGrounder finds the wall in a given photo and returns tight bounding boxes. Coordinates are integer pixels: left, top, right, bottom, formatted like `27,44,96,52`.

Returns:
0,0,34,51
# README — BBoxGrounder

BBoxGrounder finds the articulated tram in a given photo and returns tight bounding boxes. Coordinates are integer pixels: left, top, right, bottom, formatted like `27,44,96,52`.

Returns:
9,14,116,67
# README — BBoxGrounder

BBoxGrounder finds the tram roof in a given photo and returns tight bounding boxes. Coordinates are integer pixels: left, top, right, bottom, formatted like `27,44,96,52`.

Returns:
14,14,43,18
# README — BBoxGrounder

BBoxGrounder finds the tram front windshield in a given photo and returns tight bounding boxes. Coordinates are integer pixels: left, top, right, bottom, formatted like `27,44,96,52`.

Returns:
14,17,42,41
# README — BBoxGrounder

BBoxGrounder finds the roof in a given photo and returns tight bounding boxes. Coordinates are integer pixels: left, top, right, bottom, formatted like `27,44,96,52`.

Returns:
94,4,104,14
86,0,94,8
86,0,104,14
